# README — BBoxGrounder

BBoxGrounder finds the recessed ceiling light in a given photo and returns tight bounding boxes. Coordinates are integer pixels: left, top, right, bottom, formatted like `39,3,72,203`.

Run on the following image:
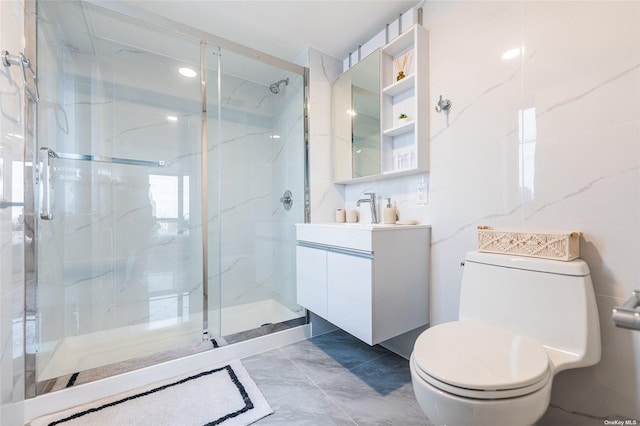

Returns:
270,134,281,139
346,109,357,116
501,48,521,60
167,115,178,122
178,67,197,78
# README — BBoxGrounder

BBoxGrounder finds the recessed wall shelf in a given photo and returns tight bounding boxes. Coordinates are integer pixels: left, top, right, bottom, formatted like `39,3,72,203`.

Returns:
332,24,429,185
380,24,429,177
383,120,415,137
383,74,415,97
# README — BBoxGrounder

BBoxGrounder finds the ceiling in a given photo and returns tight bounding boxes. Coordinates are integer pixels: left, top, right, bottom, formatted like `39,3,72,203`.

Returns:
121,1,422,63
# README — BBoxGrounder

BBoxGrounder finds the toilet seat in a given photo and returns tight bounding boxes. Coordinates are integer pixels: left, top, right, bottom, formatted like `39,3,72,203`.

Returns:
412,320,550,400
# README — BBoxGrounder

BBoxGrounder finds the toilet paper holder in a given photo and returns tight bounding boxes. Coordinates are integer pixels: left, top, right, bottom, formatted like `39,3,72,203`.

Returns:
612,290,640,331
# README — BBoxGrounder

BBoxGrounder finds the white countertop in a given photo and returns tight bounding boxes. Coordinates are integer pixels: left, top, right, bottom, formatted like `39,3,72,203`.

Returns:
295,222,431,231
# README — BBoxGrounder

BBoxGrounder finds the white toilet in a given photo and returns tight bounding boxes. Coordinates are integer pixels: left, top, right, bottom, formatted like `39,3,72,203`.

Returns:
410,251,601,426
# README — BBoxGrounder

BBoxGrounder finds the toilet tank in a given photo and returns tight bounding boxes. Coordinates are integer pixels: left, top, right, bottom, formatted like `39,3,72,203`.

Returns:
459,251,601,369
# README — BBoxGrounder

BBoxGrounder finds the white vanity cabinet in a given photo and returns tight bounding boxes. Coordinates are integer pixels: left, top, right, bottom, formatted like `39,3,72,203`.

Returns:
295,223,430,345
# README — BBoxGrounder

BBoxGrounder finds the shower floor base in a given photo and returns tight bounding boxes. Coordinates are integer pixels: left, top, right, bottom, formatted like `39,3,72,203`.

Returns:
37,298,303,383
38,316,203,382
217,298,304,336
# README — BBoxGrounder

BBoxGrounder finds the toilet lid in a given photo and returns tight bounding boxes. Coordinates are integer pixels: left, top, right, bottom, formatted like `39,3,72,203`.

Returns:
413,321,549,393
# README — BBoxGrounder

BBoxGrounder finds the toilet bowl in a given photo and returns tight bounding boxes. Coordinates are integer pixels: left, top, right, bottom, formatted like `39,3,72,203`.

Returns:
410,251,601,426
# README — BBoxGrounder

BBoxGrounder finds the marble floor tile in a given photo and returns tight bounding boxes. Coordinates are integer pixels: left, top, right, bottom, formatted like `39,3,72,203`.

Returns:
537,404,609,426
254,383,356,426
316,353,432,426
246,330,432,425
279,329,389,385
243,348,316,403
246,328,614,426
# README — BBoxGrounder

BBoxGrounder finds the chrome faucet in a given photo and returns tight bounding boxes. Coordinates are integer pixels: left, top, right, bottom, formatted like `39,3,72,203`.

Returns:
356,192,378,224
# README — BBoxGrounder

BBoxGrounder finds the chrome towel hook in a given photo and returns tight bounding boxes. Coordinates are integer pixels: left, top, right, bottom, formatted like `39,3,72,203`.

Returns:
2,50,40,103
435,95,451,113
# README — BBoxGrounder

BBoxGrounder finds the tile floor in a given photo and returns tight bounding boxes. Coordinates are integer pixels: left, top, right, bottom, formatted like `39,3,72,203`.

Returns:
243,329,608,426
244,329,430,425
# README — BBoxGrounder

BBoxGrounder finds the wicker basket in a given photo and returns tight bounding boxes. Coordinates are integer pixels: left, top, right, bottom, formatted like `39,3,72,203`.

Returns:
477,226,581,261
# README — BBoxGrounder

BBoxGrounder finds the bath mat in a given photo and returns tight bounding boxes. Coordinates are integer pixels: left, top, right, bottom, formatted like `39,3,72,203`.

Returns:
31,359,273,426
49,337,228,392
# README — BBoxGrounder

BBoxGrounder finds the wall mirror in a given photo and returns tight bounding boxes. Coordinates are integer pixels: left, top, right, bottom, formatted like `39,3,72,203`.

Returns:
333,49,381,183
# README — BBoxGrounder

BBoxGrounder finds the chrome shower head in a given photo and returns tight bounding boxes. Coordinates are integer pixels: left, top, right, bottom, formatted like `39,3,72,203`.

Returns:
269,77,289,94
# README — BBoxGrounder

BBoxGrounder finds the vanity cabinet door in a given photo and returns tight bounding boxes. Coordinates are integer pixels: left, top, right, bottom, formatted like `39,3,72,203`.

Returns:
327,251,373,344
296,245,328,318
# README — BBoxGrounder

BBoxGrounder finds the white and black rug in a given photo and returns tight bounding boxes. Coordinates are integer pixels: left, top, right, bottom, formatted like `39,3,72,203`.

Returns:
31,360,273,426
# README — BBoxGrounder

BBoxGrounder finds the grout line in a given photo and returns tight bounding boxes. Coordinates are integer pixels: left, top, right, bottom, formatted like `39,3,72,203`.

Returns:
547,403,622,423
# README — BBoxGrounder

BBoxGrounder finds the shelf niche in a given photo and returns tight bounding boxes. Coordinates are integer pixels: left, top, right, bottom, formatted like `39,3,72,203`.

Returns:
380,24,429,178
332,24,429,185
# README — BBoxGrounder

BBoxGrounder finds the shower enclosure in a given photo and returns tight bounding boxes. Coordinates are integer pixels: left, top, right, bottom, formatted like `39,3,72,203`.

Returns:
27,1,306,393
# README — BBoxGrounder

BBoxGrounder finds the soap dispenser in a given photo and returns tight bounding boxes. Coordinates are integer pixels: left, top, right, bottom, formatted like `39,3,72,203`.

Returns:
383,198,397,224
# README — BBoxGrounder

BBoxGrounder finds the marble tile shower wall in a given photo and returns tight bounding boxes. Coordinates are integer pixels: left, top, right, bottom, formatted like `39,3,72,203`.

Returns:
214,73,301,310
0,1,25,424
215,74,274,309
330,0,639,419
269,74,305,311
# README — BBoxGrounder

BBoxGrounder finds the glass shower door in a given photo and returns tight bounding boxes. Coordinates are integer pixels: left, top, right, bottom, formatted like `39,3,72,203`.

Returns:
34,1,205,381
207,49,305,338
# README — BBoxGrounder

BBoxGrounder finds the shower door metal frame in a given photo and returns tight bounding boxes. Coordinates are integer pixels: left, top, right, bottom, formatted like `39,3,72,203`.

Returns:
24,0,39,399
23,0,310,398
200,40,210,337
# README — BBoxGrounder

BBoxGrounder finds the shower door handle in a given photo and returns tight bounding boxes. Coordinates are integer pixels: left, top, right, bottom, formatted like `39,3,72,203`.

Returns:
38,147,54,220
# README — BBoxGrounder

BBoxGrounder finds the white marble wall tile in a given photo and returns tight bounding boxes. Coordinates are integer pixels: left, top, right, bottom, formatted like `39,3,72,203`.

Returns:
343,174,430,225
551,294,640,417
209,70,305,312
307,48,345,223
518,1,640,418
271,73,305,310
